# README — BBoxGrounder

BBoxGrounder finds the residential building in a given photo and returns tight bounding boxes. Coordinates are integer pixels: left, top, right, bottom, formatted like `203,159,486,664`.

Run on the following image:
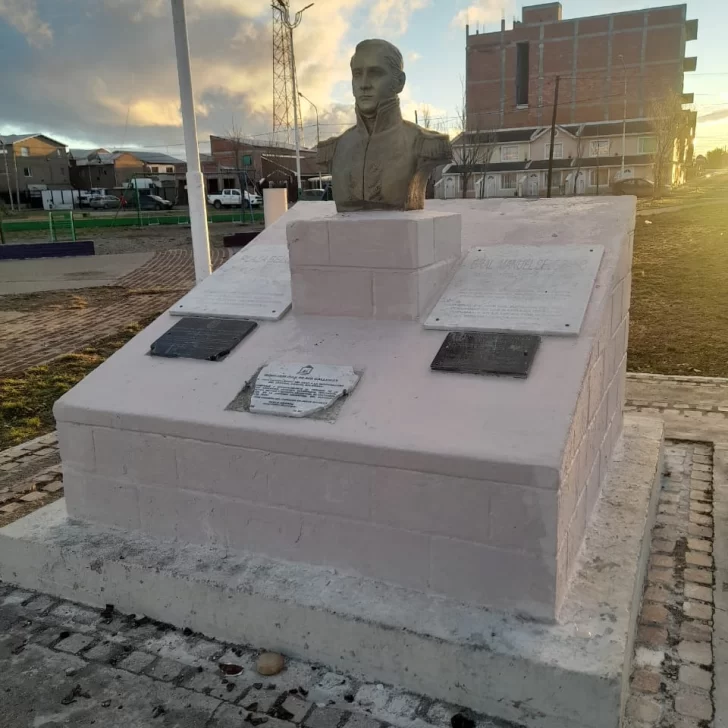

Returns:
69,149,116,190
0,134,71,205
458,2,699,196
442,117,697,198
209,135,316,194
466,2,698,129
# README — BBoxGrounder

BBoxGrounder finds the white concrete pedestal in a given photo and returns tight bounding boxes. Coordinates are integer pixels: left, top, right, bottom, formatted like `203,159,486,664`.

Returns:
288,211,461,320
49,199,634,623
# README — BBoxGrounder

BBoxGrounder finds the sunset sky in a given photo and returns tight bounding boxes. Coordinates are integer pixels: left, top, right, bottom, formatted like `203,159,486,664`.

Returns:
0,0,726,156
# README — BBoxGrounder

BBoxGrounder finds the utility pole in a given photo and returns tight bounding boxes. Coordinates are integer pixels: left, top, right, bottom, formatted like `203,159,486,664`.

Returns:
546,75,560,198
170,0,211,283
276,2,313,200
1,142,15,211
619,54,627,177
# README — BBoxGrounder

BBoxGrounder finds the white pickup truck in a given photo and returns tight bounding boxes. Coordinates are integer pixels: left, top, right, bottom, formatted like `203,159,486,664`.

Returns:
206,188,262,209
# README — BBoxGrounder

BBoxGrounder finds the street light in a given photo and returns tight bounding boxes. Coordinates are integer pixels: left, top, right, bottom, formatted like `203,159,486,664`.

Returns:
619,54,627,178
298,90,321,188
273,1,313,199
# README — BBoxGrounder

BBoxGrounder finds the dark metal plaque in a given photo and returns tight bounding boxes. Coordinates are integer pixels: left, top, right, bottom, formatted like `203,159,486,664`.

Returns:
431,331,540,378
150,317,257,362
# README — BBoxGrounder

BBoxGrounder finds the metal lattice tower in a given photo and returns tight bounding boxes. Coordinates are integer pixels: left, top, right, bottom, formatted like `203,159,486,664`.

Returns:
272,1,297,145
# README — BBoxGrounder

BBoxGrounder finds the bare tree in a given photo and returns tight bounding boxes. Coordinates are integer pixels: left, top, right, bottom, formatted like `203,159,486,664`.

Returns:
224,119,254,218
568,124,586,196
648,89,689,198
454,81,497,199
419,105,432,129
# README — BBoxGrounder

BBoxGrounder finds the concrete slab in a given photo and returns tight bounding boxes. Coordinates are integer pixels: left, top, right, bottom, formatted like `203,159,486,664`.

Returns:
0,413,663,728
0,252,153,294
714,445,728,728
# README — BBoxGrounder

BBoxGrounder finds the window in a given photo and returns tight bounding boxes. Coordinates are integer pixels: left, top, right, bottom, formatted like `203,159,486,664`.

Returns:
166,166,174,173
20,146,29,157
23,167,32,177
516,42,530,106
547,170,563,186
151,166,159,173
639,137,657,154
501,145,519,162
501,173,517,189
243,155,252,167
589,140,610,157
544,142,563,159
589,168,610,187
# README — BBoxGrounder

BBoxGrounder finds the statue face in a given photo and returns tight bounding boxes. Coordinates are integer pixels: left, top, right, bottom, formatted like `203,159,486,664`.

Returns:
351,45,405,114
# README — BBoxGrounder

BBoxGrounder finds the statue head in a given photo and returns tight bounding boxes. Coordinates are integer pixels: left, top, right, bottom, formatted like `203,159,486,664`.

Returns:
350,39,406,115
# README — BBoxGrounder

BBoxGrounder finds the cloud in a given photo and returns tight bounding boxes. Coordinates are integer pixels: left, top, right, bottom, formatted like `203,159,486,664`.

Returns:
0,0,53,47
369,0,430,36
451,1,506,29
698,107,728,124
408,51,422,63
0,0,444,151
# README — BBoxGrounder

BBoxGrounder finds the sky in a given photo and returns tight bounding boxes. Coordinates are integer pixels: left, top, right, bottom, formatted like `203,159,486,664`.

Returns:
0,0,726,157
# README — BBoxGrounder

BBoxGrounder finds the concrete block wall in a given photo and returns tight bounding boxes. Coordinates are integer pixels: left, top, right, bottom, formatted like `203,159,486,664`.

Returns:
288,211,461,320
60,423,562,620
555,231,633,612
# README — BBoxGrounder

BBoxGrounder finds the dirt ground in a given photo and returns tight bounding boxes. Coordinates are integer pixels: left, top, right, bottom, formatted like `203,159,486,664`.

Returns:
629,172,728,377
4,221,262,255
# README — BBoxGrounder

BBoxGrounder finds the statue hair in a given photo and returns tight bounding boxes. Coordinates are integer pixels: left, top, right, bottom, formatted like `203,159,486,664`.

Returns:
352,39,404,74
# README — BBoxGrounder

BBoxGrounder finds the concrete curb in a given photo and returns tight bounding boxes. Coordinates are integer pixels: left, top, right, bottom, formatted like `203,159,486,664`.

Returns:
713,445,727,728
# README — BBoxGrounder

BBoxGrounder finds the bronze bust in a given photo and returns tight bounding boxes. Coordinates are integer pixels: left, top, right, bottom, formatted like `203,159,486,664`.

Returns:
317,39,452,212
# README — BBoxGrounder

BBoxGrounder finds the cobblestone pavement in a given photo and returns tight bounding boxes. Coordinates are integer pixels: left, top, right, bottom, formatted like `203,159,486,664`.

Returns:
0,374,726,727
625,441,716,727
0,249,229,375
0,432,61,528
0,585,500,728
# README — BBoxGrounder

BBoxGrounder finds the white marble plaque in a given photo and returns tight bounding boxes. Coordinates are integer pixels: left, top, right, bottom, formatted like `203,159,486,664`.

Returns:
424,244,603,335
170,244,291,321
250,362,360,418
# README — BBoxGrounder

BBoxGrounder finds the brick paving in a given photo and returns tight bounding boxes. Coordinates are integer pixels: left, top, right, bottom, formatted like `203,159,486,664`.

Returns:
0,432,62,528
625,440,715,728
0,249,229,376
0,587,498,728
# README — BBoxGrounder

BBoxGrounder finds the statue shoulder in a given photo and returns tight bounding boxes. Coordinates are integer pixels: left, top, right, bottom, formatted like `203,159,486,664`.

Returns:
415,127,452,162
317,134,342,168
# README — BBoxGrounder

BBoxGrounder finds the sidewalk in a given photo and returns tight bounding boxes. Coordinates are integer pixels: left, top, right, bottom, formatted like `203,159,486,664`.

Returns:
0,253,154,295
0,249,228,375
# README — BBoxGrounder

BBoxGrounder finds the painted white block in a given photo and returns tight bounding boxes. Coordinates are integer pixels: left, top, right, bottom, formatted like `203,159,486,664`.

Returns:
424,244,604,335
325,212,458,270
170,244,292,321
287,219,330,266
291,267,373,317
263,188,288,228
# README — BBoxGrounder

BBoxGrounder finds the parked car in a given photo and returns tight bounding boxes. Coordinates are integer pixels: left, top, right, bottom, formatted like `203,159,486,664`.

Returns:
80,188,111,207
138,194,174,211
88,194,120,209
207,189,262,209
611,178,654,197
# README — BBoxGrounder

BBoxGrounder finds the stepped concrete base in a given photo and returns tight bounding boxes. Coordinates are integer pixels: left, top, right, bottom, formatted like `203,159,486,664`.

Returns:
0,414,663,728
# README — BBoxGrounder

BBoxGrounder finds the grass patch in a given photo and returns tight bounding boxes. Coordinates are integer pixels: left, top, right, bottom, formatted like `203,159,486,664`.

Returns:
629,174,728,376
0,317,156,450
